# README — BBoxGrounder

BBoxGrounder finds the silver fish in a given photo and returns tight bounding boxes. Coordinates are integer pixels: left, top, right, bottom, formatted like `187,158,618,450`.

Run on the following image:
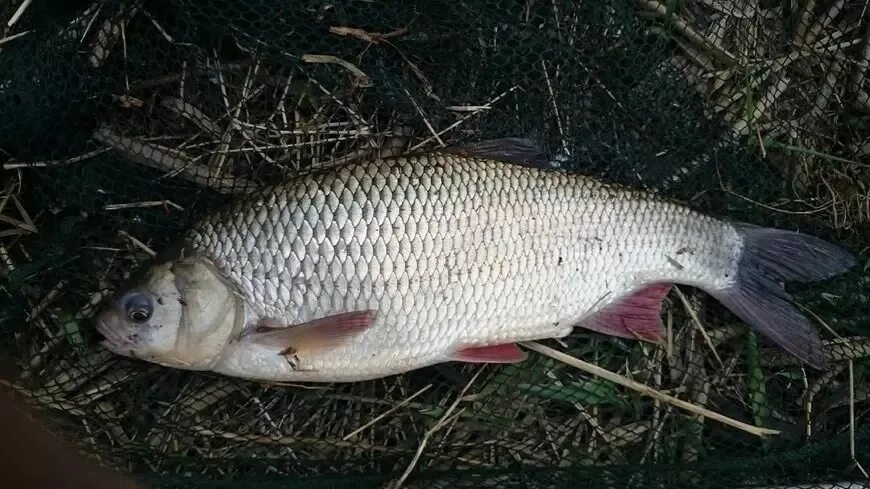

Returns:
96,138,855,382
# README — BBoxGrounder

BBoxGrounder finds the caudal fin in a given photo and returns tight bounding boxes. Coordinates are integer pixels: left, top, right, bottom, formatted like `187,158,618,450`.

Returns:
710,224,855,369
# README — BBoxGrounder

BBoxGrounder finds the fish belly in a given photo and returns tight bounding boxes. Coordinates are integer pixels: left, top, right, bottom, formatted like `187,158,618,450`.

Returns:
192,154,742,382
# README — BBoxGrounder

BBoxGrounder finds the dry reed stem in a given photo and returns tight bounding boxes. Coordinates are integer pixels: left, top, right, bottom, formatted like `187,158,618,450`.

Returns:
341,384,432,441
103,200,184,211
89,1,143,67
765,337,870,367
0,29,29,45
118,230,156,257
328,25,408,44
161,97,223,136
327,24,438,102
673,286,724,368
92,128,258,194
850,18,870,101
520,341,780,437
636,0,737,65
408,86,520,151
7,0,33,28
403,89,444,147
389,368,484,489
302,54,371,89
4,148,111,169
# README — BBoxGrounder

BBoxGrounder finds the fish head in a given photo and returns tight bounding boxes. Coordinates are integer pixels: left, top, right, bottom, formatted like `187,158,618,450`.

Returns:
96,254,245,371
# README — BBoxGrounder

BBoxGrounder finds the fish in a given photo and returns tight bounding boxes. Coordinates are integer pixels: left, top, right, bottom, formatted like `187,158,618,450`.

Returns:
95,138,856,382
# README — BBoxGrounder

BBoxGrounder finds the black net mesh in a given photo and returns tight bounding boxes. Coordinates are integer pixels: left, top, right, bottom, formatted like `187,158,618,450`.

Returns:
0,0,868,488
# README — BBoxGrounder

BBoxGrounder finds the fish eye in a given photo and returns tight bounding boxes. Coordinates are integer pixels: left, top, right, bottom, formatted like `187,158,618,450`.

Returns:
122,292,154,323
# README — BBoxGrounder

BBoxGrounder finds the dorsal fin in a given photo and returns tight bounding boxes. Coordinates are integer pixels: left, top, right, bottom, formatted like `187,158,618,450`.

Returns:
442,138,548,167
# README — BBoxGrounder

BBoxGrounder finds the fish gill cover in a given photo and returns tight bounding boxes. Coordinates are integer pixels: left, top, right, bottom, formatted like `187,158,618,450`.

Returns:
0,0,868,488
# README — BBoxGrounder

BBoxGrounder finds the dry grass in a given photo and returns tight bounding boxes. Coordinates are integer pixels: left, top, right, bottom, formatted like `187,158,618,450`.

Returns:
638,0,870,234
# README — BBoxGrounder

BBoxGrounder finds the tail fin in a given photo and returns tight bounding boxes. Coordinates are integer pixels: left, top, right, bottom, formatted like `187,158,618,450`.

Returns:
710,224,855,369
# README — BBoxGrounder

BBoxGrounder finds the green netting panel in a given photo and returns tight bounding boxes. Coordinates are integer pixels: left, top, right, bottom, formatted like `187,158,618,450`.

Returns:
0,0,868,488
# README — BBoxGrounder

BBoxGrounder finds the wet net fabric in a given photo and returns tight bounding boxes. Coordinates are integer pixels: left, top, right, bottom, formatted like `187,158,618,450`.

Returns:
0,0,868,488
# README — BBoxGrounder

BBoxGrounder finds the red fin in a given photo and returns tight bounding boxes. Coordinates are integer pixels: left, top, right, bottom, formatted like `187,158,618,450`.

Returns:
451,343,527,363
246,310,376,354
582,283,671,343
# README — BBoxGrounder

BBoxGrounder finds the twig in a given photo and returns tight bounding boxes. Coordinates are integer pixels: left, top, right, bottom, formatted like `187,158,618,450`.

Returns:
179,383,241,416
801,0,844,48
341,384,432,441
541,60,569,156
0,186,36,234
716,165,832,215
520,341,780,437
765,337,870,367
328,25,408,44
748,483,870,489
79,2,103,43
302,54,372,88
804,363,847,438
118,230,156,257
659,28,716,71
809,61,842,127
304,74,367,128
0,29,30,45
408,86,520,151
192,426,391,451
235,121,363,137
445,105,492,112
386,45,440,102
92,128,258,194
732,75,791,137
850,12,870,103
89,1,143,68
674,286,724,368
4,148,111,169
389,369,484,489
328,25,439,101
141,8,196,49
217,136,368,154
207,54,264,174
793,0,817,46
635,0,737,66
103,200,184,211
7,0,33,28
190,425,489,466
403,88,444,147
848,360,868,478
25,280,66,322
161,97,223,136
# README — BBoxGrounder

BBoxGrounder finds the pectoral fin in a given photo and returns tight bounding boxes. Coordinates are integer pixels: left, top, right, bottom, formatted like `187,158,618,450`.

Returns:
245,310,376,355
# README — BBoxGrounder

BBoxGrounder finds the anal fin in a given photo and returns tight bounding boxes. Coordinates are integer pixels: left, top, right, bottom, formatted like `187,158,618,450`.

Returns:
451,343,527,363
582,283,671,343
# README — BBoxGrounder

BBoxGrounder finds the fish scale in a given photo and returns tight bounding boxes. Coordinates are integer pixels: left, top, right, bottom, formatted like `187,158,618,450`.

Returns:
97,139,854,382
185,151,737,381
